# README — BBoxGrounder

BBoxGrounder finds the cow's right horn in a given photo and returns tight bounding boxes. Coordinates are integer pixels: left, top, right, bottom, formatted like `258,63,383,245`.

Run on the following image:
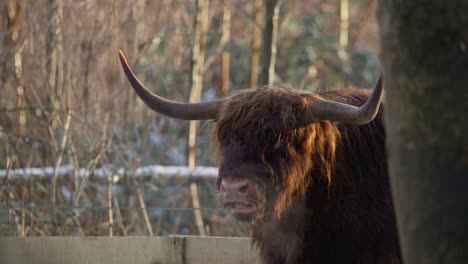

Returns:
118,50,224,120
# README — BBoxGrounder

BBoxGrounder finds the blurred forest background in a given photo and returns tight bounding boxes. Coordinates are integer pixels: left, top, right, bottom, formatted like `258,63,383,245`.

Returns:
0,0,380,237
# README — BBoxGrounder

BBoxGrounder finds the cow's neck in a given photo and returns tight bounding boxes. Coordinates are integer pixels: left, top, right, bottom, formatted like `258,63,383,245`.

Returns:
252,199,311,264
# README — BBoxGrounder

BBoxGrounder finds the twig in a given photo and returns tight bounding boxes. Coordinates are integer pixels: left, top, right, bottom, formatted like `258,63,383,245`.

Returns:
2,137,18,236
249,0,262,88
73,141,110,205
113,196,127,236
135,183,153,236
51,111,72,210
73,215,85,236
107,170,114,237
349,0,375,50
21,203,25,237
190,182,206,236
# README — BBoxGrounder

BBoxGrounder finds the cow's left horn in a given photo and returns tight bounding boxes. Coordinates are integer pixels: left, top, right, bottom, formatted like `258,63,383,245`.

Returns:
118,50,224,120
304,75,383,125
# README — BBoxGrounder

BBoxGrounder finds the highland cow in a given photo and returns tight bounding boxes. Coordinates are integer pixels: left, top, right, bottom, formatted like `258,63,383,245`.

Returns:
118,50,401,264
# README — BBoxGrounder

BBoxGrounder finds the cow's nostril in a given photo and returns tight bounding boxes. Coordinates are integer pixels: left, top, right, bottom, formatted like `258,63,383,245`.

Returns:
220,178,251,196
239,184,248,194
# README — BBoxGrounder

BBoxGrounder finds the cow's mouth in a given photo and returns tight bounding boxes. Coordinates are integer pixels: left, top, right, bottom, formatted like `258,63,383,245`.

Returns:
225,202,256,214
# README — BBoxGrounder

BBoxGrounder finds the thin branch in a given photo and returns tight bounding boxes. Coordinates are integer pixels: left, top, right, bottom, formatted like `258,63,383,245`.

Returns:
190,182,206,236
134,179,153,236
51,111,72,208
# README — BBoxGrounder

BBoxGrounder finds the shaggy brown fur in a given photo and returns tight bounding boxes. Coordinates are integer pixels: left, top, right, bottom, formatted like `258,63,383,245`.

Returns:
214,86,400,264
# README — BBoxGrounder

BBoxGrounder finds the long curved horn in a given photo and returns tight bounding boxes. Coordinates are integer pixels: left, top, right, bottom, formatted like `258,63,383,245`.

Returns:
304,75,383,125
118,50,223,120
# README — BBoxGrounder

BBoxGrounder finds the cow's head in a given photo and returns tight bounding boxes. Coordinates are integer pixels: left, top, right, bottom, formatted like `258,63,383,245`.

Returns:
118,50,383,222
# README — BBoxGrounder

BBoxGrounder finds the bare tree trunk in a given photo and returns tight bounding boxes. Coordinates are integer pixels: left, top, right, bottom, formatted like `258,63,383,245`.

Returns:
219,0,231,97
203,0,231,74
122,0,146,127
378,0,468,263
46,0,65,218
249,0,262,88
190,183,206,236
46,0,64,124
187,0,209,168
133,0,147,53
187,0,209,237
221,0,231,50
338,0,349,51
220,52,230,98
2,0,24,136
259,0,279,86
348,0,374,50
106,0,117,116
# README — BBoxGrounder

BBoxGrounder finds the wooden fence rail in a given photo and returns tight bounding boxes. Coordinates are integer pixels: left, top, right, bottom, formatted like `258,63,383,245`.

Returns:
0,236,260,264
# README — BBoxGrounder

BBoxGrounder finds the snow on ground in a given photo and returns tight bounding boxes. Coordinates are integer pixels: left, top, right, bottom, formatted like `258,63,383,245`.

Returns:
0,165,218,179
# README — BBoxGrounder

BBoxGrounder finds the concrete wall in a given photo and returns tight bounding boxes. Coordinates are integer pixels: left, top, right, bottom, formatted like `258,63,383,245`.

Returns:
0,236,260,264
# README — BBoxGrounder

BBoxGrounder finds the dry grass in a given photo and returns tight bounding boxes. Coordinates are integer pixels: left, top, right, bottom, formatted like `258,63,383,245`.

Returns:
0,0,378,237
